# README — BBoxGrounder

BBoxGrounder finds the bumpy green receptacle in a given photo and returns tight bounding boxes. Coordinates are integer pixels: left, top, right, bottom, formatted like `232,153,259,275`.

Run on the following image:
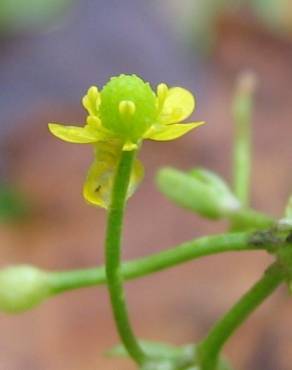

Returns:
99,74,157,142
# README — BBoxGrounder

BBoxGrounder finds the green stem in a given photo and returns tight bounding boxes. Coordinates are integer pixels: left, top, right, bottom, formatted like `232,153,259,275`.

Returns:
229,208,275,231
48,229,287,294
232,75,254,207
197,264,284,370
104,150,146,365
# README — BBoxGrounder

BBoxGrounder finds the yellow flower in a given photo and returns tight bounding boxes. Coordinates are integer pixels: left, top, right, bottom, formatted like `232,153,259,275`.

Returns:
48,74,204,208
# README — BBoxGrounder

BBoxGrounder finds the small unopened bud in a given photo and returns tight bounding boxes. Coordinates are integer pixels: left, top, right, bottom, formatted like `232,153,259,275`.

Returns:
0,265,51,314
156,167,240,220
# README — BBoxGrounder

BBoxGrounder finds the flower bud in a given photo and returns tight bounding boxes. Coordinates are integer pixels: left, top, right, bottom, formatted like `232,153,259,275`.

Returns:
99,74,157,143
0,265,51,313
156,167,240,220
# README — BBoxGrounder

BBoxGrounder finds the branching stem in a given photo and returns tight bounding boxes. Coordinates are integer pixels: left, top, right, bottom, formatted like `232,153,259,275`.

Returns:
197,264,284,370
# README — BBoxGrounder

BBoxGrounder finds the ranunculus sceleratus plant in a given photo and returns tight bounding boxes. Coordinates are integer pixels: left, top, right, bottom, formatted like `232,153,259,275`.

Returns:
0,73,291,370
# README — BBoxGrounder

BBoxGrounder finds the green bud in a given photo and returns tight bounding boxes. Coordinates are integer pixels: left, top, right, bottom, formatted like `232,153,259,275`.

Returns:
100,74,157,143
0,265,51,313
156,167,240,220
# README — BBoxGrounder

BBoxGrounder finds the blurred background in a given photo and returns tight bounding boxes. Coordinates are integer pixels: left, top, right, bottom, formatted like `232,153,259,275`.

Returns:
0,0,291,369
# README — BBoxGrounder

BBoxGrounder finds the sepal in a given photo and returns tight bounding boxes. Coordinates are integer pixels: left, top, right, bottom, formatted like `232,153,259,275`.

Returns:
83,143,144,208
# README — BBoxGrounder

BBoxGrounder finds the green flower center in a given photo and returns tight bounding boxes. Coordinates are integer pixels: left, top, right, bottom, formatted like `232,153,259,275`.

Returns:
99,74,157,142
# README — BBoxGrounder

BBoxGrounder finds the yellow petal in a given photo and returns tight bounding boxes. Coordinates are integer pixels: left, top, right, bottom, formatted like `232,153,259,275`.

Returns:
158,87,195,124
48,123,102,143
83,144,144,209
145,122,205,141
82,86,101,116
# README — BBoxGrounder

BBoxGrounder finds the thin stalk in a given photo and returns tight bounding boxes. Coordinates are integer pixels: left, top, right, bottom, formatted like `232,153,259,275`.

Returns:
104,150,146,365
197,264,284,370
49,227,291,294
232,72,256,207
229,207,275,231
49,231,269,294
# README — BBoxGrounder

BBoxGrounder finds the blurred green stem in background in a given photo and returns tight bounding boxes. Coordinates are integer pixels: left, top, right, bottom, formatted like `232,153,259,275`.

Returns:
197,263,284,370
0,0,74,35
48,228,289,295
104,150,147,365
232,71,257,208
0,182,28,222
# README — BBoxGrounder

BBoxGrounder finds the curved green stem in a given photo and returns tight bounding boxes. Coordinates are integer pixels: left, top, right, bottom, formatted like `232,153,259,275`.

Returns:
229,208,275,231
105,150,146,365
49,231,269,294
197,264,284,370
48,228,291,294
